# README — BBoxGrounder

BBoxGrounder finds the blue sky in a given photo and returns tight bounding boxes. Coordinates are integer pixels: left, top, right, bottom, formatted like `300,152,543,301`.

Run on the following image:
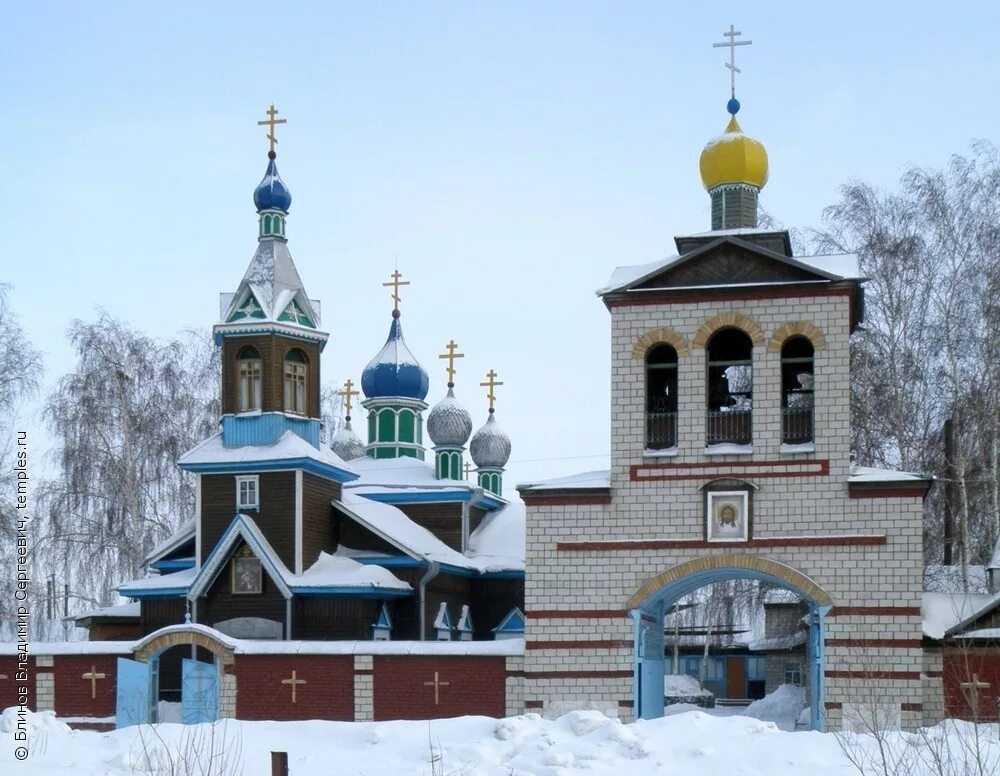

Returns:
4,2,998,491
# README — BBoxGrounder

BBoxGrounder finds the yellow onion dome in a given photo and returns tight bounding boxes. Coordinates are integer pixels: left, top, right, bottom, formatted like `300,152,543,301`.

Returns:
699,105,769,192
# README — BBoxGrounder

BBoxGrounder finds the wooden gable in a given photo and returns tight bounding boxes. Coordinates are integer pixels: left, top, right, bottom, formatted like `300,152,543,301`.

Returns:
632,239,834,291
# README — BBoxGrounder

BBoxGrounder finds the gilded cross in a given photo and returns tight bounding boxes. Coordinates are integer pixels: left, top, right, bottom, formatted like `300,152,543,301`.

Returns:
337,378,360,418
463,462,473,480
423,671,450,705
713,25,752,98
281,670,307,704
438,340,465,384
82,665,107,699
480,369,503,411
257,104,287,155
960,673,990,715
382,270,410,313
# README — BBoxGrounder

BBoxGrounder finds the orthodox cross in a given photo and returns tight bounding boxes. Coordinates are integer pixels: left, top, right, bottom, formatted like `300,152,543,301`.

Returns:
281,670,307,704
423,671,450,705
960,673,990,716
257,104,287,155
337,378,360,418
438,340,465,385
463,462,473,480
382,270,410,313
480,370,503,411
712,25,752,98
82,665,107,699
0,673,8,680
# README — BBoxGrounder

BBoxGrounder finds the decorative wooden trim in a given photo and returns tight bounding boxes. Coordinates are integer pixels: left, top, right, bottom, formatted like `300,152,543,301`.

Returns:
825,670,921,680
767,321,826,352
848,486,929,499
692,312,765,348
521,494,612,506
630,459,829,482
827,606,921,617
606,286,855,309
526,640,632,650
526,609,628,619
631,328,689,358
559,535,886,552
524,670,634,679
825,639,923,649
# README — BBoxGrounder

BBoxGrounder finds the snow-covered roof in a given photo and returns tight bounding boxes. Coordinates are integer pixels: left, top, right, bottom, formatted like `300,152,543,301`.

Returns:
848,465,928,483
517,469,611,492
336,493,522,573
763,589,803,605
922,591,1000,639
295,552,410,592
345,456,472,494
990,537,1000,570
597,245,860,295
119,566,199,595
959,628,1000,641
143,519,196,566
124,513,410,598
433,602,452,630
178,430,358,482
467,499,526,571
747,631,808,652
70,602,140,622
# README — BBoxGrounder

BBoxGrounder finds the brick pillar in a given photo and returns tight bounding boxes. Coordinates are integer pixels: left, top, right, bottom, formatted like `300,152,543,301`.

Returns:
505,655,523,717
35,656,54,711
353,656,373,721
218,672,237,719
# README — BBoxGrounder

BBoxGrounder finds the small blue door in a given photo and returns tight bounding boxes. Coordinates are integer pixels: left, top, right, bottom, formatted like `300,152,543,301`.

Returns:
636,610,666,719
116,657,152,728
181,658,218,724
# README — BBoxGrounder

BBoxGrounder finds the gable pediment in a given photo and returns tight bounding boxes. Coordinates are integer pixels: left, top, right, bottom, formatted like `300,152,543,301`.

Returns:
632,240,833,291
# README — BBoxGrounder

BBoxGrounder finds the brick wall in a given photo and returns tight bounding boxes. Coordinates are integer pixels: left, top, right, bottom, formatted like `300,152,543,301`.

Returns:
233,655,354,721
0,655,32,711
51,655,118,718
942,648,1000,721
372,656,506,721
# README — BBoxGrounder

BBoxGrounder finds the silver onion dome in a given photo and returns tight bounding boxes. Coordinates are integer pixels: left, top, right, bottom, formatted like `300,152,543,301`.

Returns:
427,387,473,448
469,412,511,469
330,420,367,461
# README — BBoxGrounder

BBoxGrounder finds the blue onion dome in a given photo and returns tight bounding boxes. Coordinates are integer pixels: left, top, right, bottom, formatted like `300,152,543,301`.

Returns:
427,386,473,448
470,411,511,469
253,154,292,212
330,419,366,461
361,312,430,401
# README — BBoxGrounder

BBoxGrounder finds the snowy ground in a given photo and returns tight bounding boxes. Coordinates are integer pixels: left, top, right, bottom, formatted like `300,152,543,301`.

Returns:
2,706,998,776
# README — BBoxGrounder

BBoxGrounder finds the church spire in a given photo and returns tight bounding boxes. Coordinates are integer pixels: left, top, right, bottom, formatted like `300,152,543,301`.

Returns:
427,340,473,480
699,26,769,230
253,104,292,240
470,370,511,496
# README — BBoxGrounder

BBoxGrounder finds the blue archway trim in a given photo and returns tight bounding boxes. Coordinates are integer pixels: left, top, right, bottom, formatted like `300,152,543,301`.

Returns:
631,565,830,732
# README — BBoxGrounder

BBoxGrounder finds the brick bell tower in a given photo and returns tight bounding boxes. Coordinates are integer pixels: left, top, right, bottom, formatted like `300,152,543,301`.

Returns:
518,28,929,732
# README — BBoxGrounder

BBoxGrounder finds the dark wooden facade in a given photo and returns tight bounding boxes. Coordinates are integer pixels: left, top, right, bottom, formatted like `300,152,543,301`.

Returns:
220,333,321,418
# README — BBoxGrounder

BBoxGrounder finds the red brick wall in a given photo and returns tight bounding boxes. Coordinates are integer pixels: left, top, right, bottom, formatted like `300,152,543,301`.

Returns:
943,650,1000,721
233,655,354,721
53,655,118,718
372,656,506,721
0,656,33,711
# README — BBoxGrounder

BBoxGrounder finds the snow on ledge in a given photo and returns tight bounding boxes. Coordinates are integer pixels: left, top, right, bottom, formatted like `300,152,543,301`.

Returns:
517,469,611,491
704,443,753,456
643,447,679,458
780,443,815,455
0,641,135,656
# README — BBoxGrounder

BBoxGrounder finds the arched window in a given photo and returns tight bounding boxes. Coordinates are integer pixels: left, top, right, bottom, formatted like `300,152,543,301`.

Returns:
283,349,308,414
781,337,814,444
237,345,262,412
645,344,678,450
706,328,753,445
262,214,273,236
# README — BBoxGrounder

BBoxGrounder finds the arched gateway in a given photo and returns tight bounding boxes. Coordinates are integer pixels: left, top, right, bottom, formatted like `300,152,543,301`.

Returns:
116,626,235,728
628,555,832,729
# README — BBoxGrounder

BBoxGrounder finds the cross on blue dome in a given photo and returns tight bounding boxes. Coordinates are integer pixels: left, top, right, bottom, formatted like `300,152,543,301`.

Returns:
361,313,430,401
